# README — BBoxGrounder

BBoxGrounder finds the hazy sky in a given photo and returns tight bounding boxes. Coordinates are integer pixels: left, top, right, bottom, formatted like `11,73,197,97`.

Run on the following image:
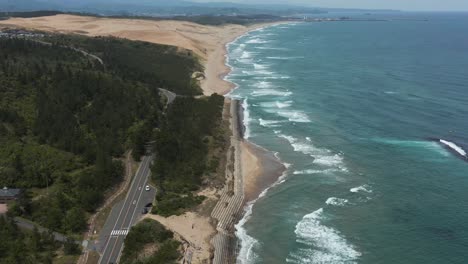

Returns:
194,0,468,11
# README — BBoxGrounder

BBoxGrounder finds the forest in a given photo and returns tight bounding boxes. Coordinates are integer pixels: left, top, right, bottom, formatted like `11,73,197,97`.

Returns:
0,216,80,264
0,33,201,236
0,29,227,261
152,94,227,216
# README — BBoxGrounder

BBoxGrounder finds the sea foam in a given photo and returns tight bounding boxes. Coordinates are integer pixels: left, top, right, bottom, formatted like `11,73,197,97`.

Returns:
236,170,290,264
259,101,293,109
439,139,467,158
325,197,349,206
276,110,311,123
252,89,292,97
286,208,361,264
350,185,372,193
242,99,251,139
258,119,286,128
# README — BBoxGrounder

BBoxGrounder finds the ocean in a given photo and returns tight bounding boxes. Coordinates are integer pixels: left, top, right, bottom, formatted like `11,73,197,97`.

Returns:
226,12,468,264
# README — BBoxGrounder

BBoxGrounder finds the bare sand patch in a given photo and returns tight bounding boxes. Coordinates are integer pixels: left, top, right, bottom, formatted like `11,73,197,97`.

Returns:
144,212,215,264
0,204,7,214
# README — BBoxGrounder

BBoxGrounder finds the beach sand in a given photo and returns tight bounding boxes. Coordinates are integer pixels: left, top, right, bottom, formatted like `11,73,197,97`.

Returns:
0,14,288,263
144,212,215,264
242,141,286,203
0,14,268,95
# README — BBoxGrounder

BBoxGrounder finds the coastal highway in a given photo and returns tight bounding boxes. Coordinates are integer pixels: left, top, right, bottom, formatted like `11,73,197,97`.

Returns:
98,155,155,264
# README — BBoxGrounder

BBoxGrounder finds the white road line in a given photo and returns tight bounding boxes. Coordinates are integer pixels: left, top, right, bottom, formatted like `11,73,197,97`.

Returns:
99,157,149,264
110,229,129,236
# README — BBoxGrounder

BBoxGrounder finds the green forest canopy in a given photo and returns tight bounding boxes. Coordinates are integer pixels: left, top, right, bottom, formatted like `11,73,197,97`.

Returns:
0,33,203,234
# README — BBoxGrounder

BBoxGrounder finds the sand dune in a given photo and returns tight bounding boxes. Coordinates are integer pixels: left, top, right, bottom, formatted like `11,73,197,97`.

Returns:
0,14,254,95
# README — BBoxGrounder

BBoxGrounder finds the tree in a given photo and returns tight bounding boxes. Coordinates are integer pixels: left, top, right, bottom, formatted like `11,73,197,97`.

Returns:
63,237,81,255
63,208,87,233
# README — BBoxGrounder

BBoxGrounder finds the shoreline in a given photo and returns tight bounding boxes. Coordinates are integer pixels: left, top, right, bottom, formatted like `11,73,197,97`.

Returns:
0,15,289,263
218,21,289,264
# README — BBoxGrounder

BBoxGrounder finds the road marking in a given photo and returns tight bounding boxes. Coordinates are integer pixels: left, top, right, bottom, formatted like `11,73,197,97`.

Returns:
98,156,150,264
105,156,151,263
110,229,129,236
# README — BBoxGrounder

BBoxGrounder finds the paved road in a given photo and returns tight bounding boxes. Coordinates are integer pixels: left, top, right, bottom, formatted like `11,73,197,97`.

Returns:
98,155,154,264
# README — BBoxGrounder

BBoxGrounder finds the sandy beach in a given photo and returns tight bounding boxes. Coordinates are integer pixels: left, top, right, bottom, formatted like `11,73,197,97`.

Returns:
0,14,287,263
242,141,286,203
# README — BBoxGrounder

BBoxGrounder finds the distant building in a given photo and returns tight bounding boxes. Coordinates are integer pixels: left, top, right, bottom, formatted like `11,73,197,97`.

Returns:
0,187,21,204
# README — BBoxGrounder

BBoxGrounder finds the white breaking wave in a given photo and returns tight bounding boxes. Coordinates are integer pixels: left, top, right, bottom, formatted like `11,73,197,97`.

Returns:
253,63,268,70
266,56,305,60
325,197,348,207
313,154,345,167
240,51,252,59
439,139,467,158
275,110,311,123
286,208,361,264
257,75,291,80
256,46,289,51
258,119,287,128
293,169,341,175
242,99,251,139
256,81,271,88
350,185,372,193
373,138,450,157
236,169,290,264
259,101,293,109
252,89,292,97
246,38,269,44
278,134,348,172
235,202,260,264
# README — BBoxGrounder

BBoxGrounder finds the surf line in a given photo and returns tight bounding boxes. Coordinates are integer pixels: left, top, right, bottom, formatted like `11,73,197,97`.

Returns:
430,138,468,162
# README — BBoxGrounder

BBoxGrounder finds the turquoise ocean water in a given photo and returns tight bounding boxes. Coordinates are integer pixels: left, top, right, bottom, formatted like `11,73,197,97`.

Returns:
226,13,468,264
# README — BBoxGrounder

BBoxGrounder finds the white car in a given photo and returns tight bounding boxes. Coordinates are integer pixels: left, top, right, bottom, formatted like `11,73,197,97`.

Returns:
145,185,150,191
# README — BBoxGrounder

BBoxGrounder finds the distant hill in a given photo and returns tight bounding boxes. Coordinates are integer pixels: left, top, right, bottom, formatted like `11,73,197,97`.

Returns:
0,0,327,16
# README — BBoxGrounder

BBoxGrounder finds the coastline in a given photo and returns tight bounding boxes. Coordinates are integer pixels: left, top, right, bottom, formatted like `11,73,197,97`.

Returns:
0,15,289,263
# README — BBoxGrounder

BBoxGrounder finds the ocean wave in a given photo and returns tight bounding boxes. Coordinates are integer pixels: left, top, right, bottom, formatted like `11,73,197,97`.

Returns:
258,118,286,128
373,138,450,156
286,208,361,264
241,51,252,59
235,203,260,264
251,89,292,97
278,134,328,156
257,81,271,88
242,69,275,76
350,185,372,193
439,139,467,158
246,38,269,44
266,56,305,60
256,75,291,80
253,63,268,70
256,46,289,51
275,110,311,123
293,169,341,175
313,154,344,167
278,135,348,172
325,197,348,206
259,101,293,109
242,99,251,139
236,169,290,264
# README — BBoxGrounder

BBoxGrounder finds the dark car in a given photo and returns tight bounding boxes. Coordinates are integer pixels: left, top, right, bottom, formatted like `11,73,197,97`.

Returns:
142,208,148,214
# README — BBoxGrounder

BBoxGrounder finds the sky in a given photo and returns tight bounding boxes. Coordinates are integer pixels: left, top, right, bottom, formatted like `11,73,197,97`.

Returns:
193,0,468,11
